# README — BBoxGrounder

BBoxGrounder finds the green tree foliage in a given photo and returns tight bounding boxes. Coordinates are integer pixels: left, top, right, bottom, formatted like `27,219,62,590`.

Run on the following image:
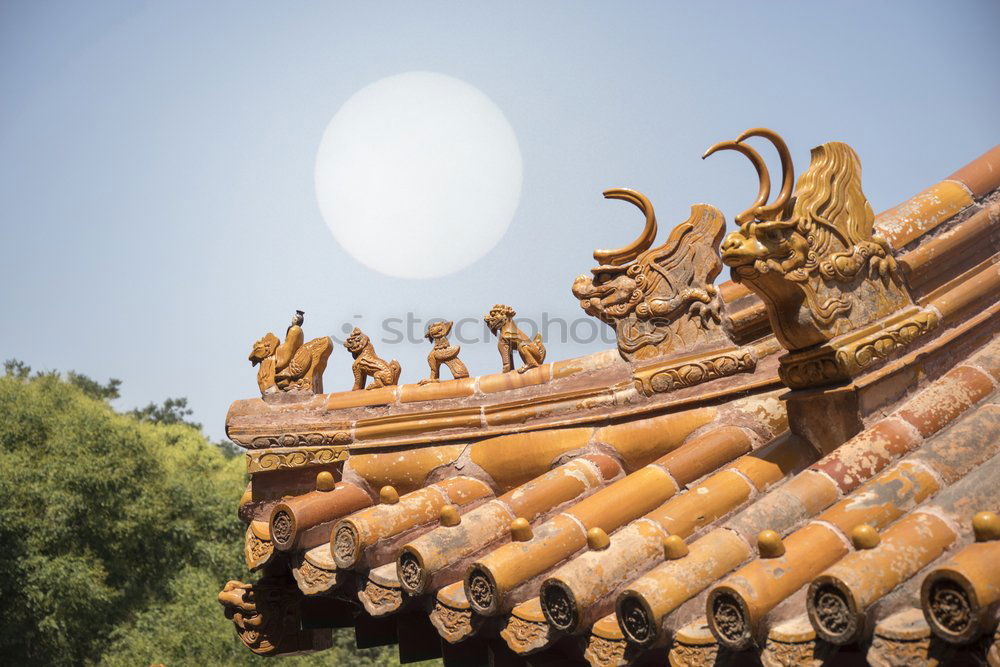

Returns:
0,363,409,666
66,371,122,402
128,396,201,430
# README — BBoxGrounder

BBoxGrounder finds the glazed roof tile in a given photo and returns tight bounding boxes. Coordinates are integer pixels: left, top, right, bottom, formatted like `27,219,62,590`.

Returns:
220,142,1000,665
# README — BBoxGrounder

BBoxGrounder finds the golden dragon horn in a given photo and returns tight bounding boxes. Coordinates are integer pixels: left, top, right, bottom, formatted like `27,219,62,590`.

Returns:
736,127,794,220
703,139,771,224
594,188,658,266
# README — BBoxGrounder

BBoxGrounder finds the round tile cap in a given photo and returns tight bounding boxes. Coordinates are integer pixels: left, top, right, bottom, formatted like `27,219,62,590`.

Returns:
587,527,610,550
973,511,1000,542
380,485,400,505
440,504,461,527
757,530,785,558
316,471,336,492
850,523,880,550
663,534,689,560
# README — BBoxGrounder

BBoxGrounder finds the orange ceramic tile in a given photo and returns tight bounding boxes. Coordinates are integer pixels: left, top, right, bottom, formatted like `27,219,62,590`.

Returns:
875,180,973,249
657,425,753,484
897,365,995,437
948,144,1000,198
469,427,594,490
477,364,551,394
809,511,956,645
347,443,467,495
813,417,920,493
332,476,492,569
594,407,717,470
325,385,398,409
616,528,752,646
397,377,476,403
921,540,1000,643
706,523,847,650
269,481,372,552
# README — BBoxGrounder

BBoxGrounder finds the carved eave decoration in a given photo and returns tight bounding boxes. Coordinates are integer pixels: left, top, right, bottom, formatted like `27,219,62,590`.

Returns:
250,311,332,397
218,578,332,655
704,128,939,390
570,187,771,396
573,189,734,360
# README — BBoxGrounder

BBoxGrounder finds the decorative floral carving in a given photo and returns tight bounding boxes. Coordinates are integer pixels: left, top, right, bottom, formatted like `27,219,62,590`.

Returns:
271,511,292,545
761,639,834,667
397,551,422,592
467,570,495,611
249,311,332,395
344,328,401,390
332,525,357,563
248,431,352,450
359,579,403,615
572,189,731,361
540,585,574,630
618,596,652,643
634,348,756,396
779,307,939,389
928,580,972,636
246,445,349,473
835,308,939,376
291,554,339,596
584,635,628,667
812,585,852,639
484,304,546,373
669,643,717,667
867,634,934,667
712,595,748,643
245,525,275,571
500,616,552,654
429,603,477,643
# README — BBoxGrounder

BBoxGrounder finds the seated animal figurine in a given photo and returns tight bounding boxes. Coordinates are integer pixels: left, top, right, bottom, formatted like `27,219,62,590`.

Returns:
418,320,469,384
484,304,546,373
249,310,332,395
344,327,401,390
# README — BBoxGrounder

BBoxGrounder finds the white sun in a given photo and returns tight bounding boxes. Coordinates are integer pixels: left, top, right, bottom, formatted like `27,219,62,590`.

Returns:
314,72,523,279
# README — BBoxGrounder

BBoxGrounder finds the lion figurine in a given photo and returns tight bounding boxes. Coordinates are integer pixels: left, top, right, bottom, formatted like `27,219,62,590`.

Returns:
344,327,401,390
249,311,332,395
484,304,546,373
418,320,469,384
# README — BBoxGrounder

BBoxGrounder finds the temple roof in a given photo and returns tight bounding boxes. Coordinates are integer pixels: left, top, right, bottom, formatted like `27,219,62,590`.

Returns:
219,136,1000,665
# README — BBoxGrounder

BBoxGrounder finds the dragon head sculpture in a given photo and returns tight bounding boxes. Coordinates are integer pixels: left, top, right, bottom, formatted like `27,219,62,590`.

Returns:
704,128,908,351
249,332,280,366
219,578,328,655
484,304,517,335
572,189,731,361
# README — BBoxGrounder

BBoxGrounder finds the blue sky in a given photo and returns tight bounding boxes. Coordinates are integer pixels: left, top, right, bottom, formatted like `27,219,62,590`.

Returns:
2,1,998,440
